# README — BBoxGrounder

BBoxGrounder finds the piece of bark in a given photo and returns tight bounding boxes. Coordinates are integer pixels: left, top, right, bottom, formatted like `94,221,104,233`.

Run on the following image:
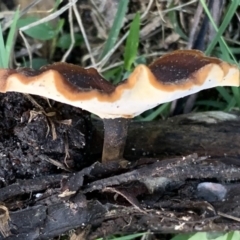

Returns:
1,198,107,240
0,174,65,202
82,156,240,194
1,154,240,238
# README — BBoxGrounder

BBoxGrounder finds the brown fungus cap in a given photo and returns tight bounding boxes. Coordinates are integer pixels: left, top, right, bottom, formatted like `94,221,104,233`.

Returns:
0,50,239,119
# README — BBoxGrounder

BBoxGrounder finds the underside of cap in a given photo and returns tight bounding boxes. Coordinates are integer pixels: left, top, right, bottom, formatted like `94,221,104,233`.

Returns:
0,50,239,118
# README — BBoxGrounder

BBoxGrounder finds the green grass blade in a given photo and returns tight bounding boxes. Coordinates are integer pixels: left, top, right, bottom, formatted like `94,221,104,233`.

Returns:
202,0,239,56
225,98,236,111
231,87,240,108
200,0,239,112
171,233,194,240
230,231,240,240
224,47,240,54
52,0,62,12
124,12,140,71
226,231,234,240
195,100,226,109
5,8,20,67
216,87,232,103
96,232,146,240
124,13,140,71
0,23,6,67
17,17,62,41
141,103,170,121
99,0,129,60
168,3,188,40
200,0,237,63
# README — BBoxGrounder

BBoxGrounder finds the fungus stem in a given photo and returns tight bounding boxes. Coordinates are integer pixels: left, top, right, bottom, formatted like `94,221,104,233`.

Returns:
102,118,129,162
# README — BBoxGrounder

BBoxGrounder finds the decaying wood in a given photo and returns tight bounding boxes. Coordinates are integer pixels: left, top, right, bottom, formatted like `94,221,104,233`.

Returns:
91,111,240,161
1,110,240,239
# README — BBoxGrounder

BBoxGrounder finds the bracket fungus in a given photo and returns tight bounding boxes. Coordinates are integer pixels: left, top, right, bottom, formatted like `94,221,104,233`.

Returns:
0,50,239,163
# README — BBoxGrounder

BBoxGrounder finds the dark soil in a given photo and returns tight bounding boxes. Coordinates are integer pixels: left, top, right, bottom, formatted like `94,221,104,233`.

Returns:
0,92,90,184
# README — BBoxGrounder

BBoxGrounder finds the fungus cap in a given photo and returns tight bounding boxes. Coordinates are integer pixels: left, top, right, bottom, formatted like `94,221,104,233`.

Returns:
0,50,239,119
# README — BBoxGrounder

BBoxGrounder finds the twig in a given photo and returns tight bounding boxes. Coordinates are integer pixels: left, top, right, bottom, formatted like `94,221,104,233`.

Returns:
19,31,32,67
89,0,108,38
161,0,198,14
2,0,43,31
23,94,44,111
217,211,240,222
72,0,96,65
0,205,10,237
141,0,154,19
187,2,203,49
39,155,72,172
19,0,78,32
64,134,71,168
61,1,75,62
